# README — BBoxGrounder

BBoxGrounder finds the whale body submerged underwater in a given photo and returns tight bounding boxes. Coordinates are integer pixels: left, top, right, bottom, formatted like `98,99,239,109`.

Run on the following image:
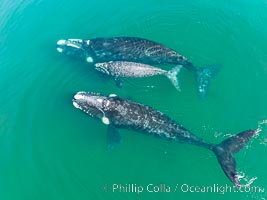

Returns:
57,37,218,99
94,61,182,90
72,91,256,186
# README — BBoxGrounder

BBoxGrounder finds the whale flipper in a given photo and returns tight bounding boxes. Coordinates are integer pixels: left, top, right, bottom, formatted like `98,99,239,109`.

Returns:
115,78,123,88
107,125,122,150
213,130,256,186
196,65,220,99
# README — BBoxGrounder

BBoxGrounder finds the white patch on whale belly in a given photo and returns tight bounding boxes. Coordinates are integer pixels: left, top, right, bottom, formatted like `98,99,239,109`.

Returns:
86,57,94,63
57,48,63,53
57,40,66,45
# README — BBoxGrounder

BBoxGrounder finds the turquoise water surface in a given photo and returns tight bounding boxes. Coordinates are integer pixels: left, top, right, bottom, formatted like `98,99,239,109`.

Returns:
1,0,267,199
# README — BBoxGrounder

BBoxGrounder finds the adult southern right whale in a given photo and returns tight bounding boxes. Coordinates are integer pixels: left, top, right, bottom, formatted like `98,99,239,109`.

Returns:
72,91,256,186
57,37,218,99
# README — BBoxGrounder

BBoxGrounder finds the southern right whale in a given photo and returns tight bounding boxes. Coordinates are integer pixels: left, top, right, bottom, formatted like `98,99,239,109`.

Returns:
72,91,256,186
57,37,218,99
95,61,181,90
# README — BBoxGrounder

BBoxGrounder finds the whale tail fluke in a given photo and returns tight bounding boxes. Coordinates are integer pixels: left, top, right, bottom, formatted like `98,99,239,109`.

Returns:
212,130,257,186
195,65,220,99
166,65,182,91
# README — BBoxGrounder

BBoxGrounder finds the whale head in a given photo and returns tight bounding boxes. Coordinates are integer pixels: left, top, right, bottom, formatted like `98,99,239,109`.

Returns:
56,39,89,61
72,92,109,119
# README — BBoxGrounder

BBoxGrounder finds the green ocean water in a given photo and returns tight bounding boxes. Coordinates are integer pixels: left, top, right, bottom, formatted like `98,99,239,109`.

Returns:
1,0,267,199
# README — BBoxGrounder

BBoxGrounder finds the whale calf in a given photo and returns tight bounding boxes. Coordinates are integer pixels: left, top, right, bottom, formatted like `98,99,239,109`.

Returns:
72,91,256,186
95,61,181,90
57,37,218,99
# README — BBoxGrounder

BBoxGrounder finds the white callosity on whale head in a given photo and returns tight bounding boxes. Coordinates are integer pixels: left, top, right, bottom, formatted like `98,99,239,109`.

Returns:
57,40,66,45
95,63,110,75
109,94,117,97
74,93,85,100
66,43,81,49
57,48,63,53
68,39,83,43
97,98,103,103
73,101,80,109
57,39,66,53
105,100,110,107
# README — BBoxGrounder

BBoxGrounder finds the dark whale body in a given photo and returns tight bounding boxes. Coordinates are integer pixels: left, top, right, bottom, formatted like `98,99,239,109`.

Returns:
72,92,256,186
85,37,193,69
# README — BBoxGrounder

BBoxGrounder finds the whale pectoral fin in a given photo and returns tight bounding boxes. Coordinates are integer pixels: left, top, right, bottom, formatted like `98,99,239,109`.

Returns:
107,125,122,150
114,78,123,88
196,65,221,99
